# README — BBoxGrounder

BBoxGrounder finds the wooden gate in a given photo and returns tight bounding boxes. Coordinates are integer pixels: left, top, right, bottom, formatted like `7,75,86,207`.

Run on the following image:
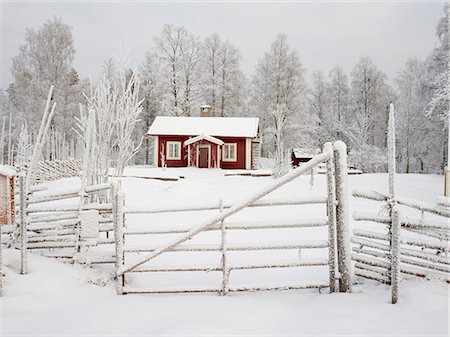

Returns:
112,141,352,295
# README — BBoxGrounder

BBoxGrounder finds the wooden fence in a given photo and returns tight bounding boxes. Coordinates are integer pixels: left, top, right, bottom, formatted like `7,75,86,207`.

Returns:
1,178,115,275
112,141,352,295
352,189,449,303
15,159,82,184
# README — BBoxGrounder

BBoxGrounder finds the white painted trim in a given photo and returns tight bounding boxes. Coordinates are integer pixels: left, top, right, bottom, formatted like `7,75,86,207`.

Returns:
166,141,182,160
196,144,211,168
184,134,224,146
216,144,220,168
245,138,251,170
222,143,237,162
153,136,159,166
187,144,191,166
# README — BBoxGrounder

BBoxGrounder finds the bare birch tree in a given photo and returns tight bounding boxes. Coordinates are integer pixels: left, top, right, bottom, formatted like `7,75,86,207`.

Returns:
138,52,162,165
180,34,201,116
10,17,81,138
154,24,187,116
251,34,308,156
271,104,291,178
328,66,350,141
349,57,392,149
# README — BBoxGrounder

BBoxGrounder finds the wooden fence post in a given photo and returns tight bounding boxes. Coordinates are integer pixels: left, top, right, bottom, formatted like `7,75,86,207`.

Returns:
333,141,351,293
388,103,396,197
324,143,337,293
112,182,124,295
220,198,229,295
19,175,28,275
391,206,400,304
444,168,450,197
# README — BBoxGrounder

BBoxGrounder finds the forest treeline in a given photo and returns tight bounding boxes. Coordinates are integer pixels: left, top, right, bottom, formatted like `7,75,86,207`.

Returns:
0,4,448,173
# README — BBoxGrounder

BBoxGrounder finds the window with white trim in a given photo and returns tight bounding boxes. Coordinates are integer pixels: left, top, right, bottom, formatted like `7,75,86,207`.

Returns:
166,141,181,160
222,143,237,162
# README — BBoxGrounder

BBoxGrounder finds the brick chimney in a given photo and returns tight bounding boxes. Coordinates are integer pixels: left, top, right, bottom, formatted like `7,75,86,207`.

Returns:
200,105,213,117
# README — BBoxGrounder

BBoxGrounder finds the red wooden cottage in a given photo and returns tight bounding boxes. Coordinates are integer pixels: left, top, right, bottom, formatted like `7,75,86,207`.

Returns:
147,107,260,169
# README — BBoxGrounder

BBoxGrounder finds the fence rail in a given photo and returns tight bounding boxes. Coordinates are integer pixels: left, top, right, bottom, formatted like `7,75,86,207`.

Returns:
123,196,328,214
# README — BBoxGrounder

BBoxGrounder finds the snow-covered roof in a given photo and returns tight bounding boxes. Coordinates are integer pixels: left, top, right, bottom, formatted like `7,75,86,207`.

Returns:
147,116,259,138
0,164,17,177
184,134,224,146
292,148,320,159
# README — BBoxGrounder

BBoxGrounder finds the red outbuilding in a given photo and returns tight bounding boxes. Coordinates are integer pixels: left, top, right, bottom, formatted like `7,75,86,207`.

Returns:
0,164,17,226
147,106,260,170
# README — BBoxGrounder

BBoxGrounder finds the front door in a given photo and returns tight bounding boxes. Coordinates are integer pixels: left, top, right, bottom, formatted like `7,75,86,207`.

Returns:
198,147,209,168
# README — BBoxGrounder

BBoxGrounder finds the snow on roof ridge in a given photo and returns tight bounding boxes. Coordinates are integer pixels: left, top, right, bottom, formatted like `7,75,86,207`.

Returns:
0,164,18,177
147,116,259,138
184,134,225,146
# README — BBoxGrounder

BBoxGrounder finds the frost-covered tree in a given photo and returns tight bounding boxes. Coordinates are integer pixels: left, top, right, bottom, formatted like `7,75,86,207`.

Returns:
251,34,308,156
10,17,82,138
154,24,186,116
349,57,393,149
427,3,449,119
15,124,33,166
271,105,291,178
138,52,162,164
308,66,351,149
309,71,331,146
101,58,117,84
76,78,115,186
113,69,144,176
155,24,201,116
180,33,201,116
394,59,440,173
328,65,351,141
343,57,394,172
0,90,21,164
424,3,449,170
200,34,246,117
217,40,246,117
76,53,143,182
200,34,221,111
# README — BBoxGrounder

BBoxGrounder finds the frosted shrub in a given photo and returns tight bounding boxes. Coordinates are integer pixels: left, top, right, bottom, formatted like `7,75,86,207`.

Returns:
349,145,387,173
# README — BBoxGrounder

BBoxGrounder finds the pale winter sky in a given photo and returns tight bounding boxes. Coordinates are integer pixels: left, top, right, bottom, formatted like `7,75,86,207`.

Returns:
0,1,446,89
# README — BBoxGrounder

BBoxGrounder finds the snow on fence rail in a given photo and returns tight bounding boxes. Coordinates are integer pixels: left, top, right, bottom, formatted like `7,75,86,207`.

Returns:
351,189,450,304
112,141,352,295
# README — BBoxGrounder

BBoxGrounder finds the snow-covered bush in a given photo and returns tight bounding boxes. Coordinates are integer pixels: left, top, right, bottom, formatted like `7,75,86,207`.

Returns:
348,145,387,173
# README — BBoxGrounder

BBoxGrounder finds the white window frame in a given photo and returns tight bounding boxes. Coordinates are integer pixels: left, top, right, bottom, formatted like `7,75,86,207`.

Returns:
166,141,181,160
222,143,237,162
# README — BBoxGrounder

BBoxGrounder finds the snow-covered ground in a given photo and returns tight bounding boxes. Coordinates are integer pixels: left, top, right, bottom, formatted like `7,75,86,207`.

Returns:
1,167,448,336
